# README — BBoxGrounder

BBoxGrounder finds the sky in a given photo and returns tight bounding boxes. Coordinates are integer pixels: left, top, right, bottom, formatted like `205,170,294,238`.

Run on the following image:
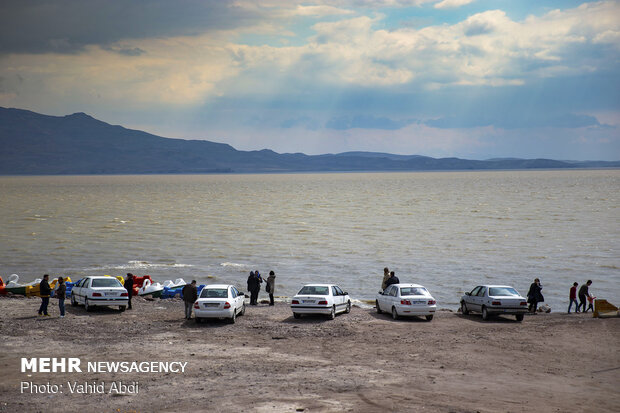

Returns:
0,0,619,160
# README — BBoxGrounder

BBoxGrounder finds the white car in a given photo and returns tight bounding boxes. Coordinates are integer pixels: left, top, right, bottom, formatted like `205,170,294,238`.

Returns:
460,285,528,321
376,283,437,321
71,276,129,312
193,284,246,324
291,284,351,319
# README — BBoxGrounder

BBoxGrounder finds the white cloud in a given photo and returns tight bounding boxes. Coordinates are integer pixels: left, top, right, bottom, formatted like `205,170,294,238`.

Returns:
434,0,476,9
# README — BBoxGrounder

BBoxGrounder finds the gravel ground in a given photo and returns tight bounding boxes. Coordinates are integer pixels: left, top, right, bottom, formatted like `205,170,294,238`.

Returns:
1,294,618,412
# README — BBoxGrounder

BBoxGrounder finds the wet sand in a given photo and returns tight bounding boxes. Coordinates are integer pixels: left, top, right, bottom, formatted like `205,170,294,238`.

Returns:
0,295,618,412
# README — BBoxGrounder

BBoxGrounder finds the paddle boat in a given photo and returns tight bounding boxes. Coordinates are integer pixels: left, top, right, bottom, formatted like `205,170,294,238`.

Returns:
137,278,164,298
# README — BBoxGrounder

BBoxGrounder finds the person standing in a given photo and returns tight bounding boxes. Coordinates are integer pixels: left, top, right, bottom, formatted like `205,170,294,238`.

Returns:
266,271,276,306
527,278,544,313
568,282,579,314
578,280,592,313
125,273,134,310
385,271,400,289
38,274,51,316
182,280,198,319
56,277,66,318
247,271,259,305
381,267,390,291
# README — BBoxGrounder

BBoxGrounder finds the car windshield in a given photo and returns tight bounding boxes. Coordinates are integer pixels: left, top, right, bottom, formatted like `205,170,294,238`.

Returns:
400,287,427,296
489,287,520,297
200,288,228,298
91,278,122,288
298,286,329,295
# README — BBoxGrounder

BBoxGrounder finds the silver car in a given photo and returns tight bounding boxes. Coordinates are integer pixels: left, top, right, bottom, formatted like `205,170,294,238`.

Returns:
460,285,528,321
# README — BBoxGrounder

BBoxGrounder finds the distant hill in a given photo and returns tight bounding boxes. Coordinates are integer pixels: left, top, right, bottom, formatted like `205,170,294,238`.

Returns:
1,107,618,175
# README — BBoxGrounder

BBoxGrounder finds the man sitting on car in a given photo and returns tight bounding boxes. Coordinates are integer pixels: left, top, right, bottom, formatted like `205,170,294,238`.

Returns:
384,271,400,290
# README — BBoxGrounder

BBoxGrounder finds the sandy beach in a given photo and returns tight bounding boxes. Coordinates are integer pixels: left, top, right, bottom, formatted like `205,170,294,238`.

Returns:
0,295,618,413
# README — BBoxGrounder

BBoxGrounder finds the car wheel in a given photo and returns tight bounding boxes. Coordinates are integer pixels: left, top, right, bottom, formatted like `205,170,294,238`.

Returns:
328,306,335,320
240,303,246,316
195,317,202,324
460,301,469,315
119,306,126,312
345,301,351,314
482,306,489,321
425,315,434,322
71,295,77,307
391,307,399,320
84,298,92,312
376,300,382,314
229,310,236,324
293,313,301,319
516,314,524,322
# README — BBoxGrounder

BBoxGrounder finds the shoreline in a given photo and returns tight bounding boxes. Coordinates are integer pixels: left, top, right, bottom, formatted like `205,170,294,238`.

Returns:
1,295,618,412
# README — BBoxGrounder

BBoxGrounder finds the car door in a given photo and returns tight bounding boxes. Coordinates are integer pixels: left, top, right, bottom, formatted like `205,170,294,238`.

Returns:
378,285,391,310
231,286,242,313
474,286,487,312
74,278,87,304
331,286,342,310
334,285,346,310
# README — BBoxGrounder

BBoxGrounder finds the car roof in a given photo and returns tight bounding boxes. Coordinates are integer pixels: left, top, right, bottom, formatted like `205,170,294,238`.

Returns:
85,276,121,280
478,285,516,288
390,283,426,288
300,283,339,288
202,284,233,289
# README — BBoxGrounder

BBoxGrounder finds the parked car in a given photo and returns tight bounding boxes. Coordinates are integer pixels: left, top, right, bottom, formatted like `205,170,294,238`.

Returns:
71,276,129,312
193,284,246,324
460,285,528,321
291,284,351,319
376,283,437,321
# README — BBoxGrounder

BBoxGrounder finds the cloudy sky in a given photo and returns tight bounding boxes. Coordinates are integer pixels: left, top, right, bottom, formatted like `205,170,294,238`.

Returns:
1,0,619,160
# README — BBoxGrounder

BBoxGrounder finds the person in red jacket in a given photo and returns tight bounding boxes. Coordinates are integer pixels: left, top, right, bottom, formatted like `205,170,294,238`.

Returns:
568,282,579,314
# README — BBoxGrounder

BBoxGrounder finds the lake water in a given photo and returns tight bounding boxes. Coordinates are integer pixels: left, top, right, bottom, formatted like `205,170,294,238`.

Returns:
1,170,618,310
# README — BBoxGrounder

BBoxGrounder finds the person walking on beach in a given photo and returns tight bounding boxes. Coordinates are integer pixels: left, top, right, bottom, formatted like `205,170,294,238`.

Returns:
385,271,400,289
247,271,259,305
56,276,66,318
381,267,390,290
527,278,544,313
125,273,134,310
182,280,198,320
38,274,51,316
568,282,579,314
266,271,276,306
578,280,592,313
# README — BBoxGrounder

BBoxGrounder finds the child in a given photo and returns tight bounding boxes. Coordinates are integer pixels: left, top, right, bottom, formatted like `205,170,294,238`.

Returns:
568,282,579,314
585,294,596,313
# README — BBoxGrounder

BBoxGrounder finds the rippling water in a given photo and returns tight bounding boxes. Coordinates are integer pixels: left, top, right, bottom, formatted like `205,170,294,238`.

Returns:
1,170,618,310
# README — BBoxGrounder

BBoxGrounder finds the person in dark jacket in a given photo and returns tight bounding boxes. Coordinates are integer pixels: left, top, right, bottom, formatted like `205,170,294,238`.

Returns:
247,271,259,305
385,271,400,289
578,280,592,313
182,280,198,319
266,271,276,306
125,273,134,310
527,278,544,313
38,274,51,316
56,277,66,318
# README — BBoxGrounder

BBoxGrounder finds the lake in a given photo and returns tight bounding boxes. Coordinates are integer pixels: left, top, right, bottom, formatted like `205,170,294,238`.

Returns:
1,170,618,310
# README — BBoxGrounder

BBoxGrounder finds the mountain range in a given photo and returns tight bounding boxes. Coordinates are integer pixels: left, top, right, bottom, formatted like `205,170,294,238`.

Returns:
1,107,618,175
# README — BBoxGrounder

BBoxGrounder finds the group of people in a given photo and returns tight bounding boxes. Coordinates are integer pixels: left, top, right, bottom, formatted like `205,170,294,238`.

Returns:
568,280,594,314
381,267,400,291
36,274,66,318
247,270,276,306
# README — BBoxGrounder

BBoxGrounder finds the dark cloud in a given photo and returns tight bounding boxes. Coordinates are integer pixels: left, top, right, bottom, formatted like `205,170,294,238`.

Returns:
426,113,601,129
325,115,413,130
0,0,262,54
102,46,146,56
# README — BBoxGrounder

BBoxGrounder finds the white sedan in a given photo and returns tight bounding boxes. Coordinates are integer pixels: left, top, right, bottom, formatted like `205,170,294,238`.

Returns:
291,284,351,319
71,276,129,312
193,284,246,324
376,283,437,321
460,285,528,321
